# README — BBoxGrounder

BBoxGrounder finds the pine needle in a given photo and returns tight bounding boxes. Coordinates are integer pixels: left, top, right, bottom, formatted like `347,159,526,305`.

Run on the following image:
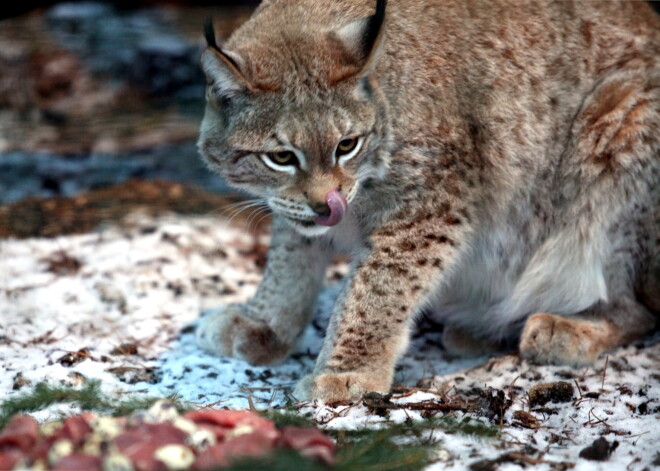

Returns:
0,381,187,428
2,384,502,471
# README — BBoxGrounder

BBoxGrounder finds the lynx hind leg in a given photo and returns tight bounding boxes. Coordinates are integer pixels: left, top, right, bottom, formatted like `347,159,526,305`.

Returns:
520,300,656,366
519,313,617,366
520,60,660,367
196,304,291,366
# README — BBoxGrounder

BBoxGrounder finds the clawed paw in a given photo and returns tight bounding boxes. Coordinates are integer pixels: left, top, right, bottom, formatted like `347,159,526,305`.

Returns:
293,371,391,403
195,304,290,365
519,313,609,366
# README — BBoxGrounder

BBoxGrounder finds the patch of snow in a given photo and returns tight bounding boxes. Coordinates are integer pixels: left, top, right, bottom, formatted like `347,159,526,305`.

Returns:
301,342,660,471
0,212,476,408
1,212,658,470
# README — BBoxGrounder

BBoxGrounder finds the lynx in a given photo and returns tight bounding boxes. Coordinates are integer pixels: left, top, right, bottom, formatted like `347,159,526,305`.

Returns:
195,0,659,402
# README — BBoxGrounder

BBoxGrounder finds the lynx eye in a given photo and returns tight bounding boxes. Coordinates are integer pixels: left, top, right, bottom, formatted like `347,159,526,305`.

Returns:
335,136,363,164
260,150,299,174
337,138,358,155
269,151,297,166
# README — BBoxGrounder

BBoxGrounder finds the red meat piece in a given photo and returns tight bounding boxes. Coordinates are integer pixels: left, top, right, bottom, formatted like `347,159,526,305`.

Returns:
184,410,278,443
28,437,57,464
114,423,190,471
51,416,93,447
223,431,274,458
118,423,189,449
189,423,233,442
192,431,274,471
0,415,39,453
192,444,228,471
279,427,336,466
52,453,102,471
184,409,271,430
299,444,335,466
116,441,164,471
0,448,24,470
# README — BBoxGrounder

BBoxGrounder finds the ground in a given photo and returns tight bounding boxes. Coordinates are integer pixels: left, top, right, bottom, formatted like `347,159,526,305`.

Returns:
0,2,658,470
1,188,658,470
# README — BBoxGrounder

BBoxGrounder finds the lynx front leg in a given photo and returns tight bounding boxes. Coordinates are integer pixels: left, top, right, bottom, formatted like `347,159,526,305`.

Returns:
296,203,469,402
196,217,331,365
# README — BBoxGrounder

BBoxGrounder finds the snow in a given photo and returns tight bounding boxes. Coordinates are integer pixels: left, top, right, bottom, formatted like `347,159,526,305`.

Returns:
1,212,658,470
301,344,660,470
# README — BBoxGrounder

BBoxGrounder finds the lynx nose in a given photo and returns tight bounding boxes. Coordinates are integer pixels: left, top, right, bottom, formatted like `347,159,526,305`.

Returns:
313,189,348,227
311,202,331,217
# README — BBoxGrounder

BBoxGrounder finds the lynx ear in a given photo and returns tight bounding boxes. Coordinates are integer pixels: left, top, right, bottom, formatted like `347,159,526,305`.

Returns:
330,0,387,78
202,19,253,98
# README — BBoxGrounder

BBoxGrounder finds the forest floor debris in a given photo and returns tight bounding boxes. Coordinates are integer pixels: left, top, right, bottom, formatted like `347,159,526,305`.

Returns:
1,201,658,470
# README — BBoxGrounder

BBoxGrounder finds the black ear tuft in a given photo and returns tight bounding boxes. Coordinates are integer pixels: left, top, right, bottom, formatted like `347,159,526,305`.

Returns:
364,0,387,54
329,0,388,79
204,18,220,51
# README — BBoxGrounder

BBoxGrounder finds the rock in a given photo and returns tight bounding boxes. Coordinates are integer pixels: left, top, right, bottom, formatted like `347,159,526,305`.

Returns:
579,437,619,461
528,382,574,407
653,452,660,466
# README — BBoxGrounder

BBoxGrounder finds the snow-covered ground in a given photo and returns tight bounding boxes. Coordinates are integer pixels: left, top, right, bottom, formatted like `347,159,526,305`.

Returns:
1,212,658,470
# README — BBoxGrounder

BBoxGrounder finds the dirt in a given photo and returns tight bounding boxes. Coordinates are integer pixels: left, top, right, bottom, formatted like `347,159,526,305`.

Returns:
110,343,140,356
475,388,511,422
0,180,268,239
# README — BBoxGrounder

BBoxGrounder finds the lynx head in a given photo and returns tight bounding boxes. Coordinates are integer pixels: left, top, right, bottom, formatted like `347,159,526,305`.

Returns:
198,0,390,236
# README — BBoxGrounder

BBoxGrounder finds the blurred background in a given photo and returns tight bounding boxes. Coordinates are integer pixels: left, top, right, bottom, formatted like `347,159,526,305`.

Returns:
2,1,659,240
0,0,262,239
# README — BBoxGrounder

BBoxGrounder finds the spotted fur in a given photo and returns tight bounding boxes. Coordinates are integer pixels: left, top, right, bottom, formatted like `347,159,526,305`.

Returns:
196,0,659,402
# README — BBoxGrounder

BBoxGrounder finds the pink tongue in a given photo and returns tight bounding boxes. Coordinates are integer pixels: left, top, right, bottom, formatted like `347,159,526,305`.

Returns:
314,189,348,227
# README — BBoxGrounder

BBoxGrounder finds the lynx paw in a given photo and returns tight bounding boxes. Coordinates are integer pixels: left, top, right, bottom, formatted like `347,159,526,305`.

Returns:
519,313,611,366
196,304,290,365
293,372,390,403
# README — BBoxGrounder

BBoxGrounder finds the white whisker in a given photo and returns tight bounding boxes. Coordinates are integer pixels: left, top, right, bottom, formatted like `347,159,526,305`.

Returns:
246,206,271,233
223,200,267,227
252,211,272,232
